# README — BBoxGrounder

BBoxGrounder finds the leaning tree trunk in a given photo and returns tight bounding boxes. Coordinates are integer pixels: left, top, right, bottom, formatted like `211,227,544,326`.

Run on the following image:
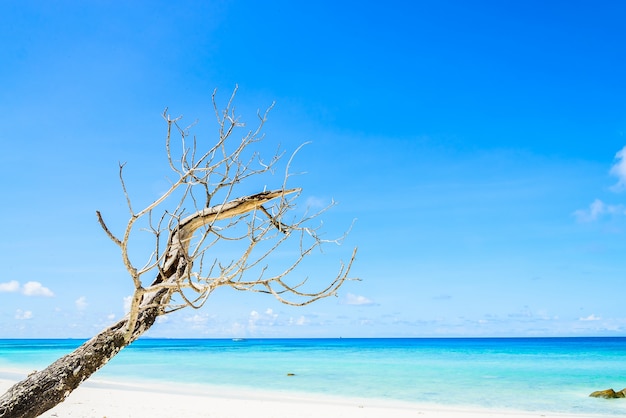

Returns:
0,266,176,418
0,301,165,418
0,190,291,418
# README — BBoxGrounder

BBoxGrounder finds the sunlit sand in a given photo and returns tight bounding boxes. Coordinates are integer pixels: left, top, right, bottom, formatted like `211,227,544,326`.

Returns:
0,377,611,418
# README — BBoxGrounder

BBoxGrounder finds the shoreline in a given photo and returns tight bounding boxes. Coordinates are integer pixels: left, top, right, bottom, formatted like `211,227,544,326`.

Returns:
0,374,616,418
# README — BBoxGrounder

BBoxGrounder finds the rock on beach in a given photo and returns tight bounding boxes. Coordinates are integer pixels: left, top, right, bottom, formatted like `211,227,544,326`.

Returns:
589,388,626,399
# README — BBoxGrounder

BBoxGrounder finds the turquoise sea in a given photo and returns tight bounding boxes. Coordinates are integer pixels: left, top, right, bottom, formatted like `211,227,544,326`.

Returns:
1,338,626,416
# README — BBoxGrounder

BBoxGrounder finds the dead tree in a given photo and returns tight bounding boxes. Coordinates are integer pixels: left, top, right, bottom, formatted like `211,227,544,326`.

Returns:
0,87,356,418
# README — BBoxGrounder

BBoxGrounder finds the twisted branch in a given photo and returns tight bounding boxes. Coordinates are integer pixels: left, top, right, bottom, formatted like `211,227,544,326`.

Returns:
95,87,356,338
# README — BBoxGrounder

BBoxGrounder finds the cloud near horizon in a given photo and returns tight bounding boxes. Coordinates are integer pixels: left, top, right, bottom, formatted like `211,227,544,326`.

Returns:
579,314,601,321
0,280,54,297
0,280,20,293
341,293,377,306
123,295,132,313
248,308,279,328
75,296,88,310
185,313,210,325
15,309,33,320
22,281,54,297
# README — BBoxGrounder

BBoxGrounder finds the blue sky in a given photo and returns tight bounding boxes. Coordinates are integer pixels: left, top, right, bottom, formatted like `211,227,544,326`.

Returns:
1,1,626,338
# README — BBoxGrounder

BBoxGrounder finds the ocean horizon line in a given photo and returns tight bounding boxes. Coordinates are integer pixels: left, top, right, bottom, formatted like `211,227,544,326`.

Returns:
1,335,626,341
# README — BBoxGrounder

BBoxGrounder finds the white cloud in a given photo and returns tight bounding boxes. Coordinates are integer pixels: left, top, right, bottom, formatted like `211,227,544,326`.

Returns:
574,146,626,222
248,308,279,328
182,313,216,332
249,311,259,328
610,146,626,191
0,280,20,293
341,293,377,306
123,296,133,313
15,309,33,320
75,296,88,310
579,314,601,321
573,199,605,222
573,199,626,222
185,314,208,324
107,313,116,321
22,281,54,297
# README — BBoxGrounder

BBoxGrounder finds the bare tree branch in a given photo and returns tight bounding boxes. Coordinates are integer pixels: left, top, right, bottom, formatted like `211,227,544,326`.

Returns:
0,88,357,418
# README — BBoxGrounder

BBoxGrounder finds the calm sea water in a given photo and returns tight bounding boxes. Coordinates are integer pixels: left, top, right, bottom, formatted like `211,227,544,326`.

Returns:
1,338,626,416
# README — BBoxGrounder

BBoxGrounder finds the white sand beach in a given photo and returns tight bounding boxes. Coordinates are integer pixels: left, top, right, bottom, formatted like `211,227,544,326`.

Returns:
0,377,611,418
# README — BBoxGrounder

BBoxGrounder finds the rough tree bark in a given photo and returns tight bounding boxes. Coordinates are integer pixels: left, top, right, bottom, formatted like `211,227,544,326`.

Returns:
0,88,355,418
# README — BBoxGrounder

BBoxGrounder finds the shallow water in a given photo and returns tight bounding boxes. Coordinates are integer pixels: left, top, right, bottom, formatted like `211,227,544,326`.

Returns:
1,337,625,415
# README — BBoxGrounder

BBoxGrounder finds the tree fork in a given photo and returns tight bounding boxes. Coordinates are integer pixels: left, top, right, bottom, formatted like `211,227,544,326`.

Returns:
0,189,298,418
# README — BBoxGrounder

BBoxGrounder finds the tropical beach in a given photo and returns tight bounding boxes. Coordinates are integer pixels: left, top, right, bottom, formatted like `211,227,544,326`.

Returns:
2,338,626,417
0,377,616,418
3,2,626,418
